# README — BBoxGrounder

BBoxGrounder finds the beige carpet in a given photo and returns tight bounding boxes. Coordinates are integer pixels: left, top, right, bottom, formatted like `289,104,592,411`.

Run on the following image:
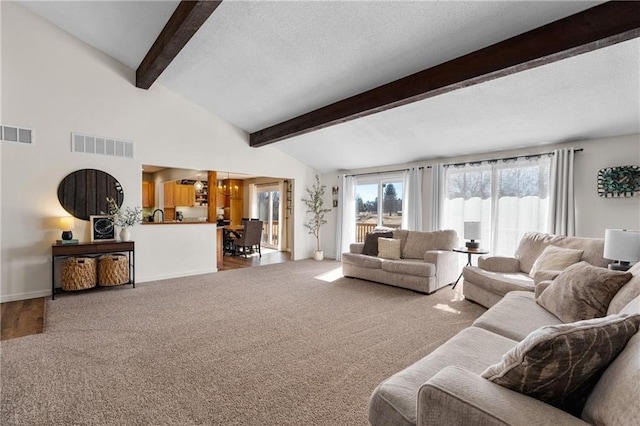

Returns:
1,260,485,425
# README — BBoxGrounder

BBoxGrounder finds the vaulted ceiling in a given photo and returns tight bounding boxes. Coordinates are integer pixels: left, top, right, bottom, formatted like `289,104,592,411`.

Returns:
21,1,640,173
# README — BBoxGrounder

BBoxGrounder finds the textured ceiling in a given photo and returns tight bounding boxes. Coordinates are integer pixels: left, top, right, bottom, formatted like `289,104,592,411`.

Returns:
20,1,640,173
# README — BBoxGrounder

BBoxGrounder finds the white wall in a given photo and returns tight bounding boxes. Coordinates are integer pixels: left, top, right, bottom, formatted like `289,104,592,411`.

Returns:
0,3,318,302
322,134,640,258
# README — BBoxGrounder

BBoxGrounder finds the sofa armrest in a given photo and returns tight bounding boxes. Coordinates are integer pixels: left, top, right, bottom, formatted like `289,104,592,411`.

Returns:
424,250,458,285
477,256,521,273
349,243,364,254
533,269,562,284
417,366,588,426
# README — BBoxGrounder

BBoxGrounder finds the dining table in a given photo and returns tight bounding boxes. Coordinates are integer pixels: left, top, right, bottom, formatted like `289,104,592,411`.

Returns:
222,225,244,255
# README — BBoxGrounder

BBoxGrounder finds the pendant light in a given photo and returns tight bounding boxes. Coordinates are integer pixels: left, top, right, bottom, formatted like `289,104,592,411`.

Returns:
194,174,204,191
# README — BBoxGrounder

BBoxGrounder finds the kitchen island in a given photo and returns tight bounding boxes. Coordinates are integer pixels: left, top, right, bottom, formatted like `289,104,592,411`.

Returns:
135,222,218,282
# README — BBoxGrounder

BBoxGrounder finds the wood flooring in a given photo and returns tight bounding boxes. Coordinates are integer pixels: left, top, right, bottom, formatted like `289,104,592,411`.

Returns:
1,297,45,341
1,250,291,340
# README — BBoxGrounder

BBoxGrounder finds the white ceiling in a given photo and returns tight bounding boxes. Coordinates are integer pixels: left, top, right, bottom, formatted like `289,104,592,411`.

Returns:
21,1,640,173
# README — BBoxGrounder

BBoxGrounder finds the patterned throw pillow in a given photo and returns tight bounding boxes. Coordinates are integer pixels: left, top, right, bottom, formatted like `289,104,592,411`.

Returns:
537,261,632,323
481,314,640,413
378,238,401,260
528,245,584,278
361,231,393,256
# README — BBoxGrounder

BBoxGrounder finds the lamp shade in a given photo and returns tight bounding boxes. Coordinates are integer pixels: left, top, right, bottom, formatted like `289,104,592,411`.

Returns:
604,229,640,262
60,216,75,231
464,221,481,240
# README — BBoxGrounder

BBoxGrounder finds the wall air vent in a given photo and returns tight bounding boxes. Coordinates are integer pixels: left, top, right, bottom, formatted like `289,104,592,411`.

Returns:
71,132,134,159
1,125,34,144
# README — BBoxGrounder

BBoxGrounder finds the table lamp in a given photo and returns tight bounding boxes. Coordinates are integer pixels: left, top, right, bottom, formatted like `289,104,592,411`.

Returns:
60,216,75,240
604,229,640,271
464,221,481,249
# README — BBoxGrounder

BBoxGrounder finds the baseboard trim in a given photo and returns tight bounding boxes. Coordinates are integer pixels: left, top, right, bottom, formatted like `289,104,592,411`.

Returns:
136,267,218,283
1,289,51,303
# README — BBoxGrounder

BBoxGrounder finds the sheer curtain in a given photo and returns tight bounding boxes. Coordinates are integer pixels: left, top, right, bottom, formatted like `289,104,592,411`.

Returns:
548,148,576,236
402,167,423,230
334,175,355,261
442,156,551,255
427,164,444,231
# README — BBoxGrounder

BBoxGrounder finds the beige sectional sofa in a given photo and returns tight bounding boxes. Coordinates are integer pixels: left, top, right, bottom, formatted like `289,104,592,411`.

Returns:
463,232,608,308
342,229,458,294
369,261,640,426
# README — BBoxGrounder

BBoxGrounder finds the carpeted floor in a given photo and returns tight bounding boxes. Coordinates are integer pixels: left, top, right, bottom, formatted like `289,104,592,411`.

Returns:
0,260,485,425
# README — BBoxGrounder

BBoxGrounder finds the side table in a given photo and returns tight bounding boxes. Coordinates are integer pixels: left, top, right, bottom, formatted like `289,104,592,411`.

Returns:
452,247,489,289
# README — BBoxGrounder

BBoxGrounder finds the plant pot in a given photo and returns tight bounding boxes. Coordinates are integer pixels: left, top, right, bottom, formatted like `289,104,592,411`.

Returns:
313,250,324,261
120,228,131,242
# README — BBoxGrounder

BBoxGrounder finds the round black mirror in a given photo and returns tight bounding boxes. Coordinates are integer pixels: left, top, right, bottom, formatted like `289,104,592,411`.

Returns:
57,169,124,221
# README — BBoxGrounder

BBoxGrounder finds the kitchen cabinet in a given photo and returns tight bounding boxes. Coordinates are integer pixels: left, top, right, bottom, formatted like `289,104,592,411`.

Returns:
142,181,154,208
164,182,195,208
176,184,195,207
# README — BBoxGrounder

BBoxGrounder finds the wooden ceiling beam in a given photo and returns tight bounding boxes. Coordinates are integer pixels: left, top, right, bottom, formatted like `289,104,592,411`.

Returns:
250,1,640,147
136,0,222,90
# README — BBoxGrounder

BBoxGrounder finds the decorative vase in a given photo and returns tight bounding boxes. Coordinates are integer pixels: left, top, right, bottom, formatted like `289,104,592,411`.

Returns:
313,250,324,261
120,228,131,242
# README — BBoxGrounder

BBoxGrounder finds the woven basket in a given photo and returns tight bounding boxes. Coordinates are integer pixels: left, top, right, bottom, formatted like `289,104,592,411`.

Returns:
98,254,129,286
61,257,97,291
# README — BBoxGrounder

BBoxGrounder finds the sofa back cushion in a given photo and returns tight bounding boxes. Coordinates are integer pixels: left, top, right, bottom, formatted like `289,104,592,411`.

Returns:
581,329,640,425
401,230,457,259
608,261,640,315
515,232,607,274
392,229,410,254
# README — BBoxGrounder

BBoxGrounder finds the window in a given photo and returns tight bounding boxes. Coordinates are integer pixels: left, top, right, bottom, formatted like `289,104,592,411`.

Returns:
443,156,551,255
354,175,404,242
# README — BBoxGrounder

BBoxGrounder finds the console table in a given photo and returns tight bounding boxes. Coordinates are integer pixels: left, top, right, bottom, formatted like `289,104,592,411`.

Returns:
51,241,135,299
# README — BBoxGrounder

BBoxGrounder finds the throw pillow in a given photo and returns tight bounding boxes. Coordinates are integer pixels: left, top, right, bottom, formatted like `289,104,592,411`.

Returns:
537,261,632,323
481,314,640,414
378,238,401,260
528,245,584,278
361,231,393,256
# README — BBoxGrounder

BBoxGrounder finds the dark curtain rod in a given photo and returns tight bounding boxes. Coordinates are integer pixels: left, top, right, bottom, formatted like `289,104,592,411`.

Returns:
346,166,426,178
343,148,583,177
444,148,583,168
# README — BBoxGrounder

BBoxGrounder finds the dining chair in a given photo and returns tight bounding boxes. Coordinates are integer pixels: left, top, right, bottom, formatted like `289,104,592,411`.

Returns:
232,220,263,258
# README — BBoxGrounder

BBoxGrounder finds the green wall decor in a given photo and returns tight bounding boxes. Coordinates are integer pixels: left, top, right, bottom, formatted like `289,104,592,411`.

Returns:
597,165,640,198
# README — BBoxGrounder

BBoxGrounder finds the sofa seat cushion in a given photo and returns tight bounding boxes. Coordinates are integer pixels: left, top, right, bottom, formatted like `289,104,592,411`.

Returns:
463,266,535,296
369,327,517,426
381,259,435,278
473,291,563,341
342,252,383,269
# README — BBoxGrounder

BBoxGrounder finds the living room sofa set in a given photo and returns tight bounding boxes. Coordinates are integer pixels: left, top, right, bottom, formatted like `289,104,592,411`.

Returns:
341,230,640,426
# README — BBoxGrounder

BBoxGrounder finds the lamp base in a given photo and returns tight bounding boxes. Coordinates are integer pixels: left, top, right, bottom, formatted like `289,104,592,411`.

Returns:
61,230,73,241
466,240,479,249
608,261,631,271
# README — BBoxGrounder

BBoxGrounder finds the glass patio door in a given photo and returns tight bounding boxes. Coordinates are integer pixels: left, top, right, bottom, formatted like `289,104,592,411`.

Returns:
256,185,280,249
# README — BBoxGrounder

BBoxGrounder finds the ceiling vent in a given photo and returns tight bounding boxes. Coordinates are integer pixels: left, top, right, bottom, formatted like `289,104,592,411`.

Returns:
71,132,134,159
1,125,34,144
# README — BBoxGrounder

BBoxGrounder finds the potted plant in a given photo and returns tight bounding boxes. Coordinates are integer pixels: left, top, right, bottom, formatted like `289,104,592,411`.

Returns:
106,197,142,241
302,175,332,260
